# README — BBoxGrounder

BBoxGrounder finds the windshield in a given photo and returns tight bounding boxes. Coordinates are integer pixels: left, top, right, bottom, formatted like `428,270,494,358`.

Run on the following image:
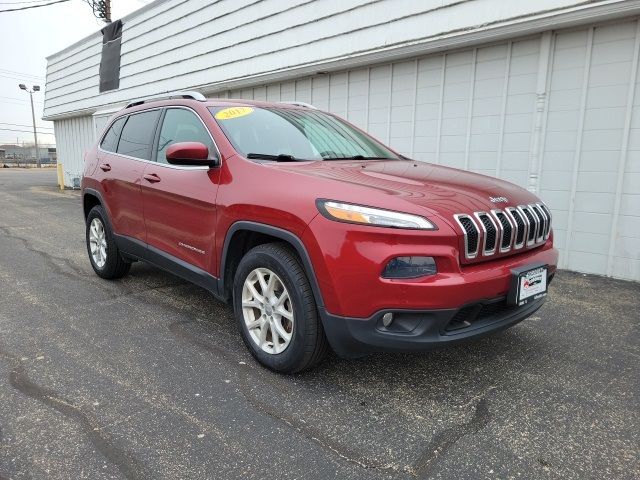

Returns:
209,106,399,161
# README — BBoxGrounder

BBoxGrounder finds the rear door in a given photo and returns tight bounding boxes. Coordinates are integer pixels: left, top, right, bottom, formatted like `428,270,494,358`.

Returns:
98,109,161,241
141,107,221,272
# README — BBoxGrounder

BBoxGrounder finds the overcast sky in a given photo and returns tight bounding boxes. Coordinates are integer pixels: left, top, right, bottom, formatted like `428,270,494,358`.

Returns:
0,0,148,145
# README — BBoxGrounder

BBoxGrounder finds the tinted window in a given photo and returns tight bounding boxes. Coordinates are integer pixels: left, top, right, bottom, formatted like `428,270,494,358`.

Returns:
100,117,125,153
210,106,398,161
156,108,215,164
116,110,161,160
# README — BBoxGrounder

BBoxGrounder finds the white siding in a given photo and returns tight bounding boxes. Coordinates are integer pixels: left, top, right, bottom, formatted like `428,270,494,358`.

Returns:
53,116,94,188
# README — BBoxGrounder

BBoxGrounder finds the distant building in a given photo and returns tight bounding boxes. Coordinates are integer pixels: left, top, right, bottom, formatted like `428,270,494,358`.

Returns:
43,0,640,281
0,144,56,164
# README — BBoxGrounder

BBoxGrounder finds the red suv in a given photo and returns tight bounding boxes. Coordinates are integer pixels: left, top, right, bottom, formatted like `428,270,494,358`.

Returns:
82,92,558,372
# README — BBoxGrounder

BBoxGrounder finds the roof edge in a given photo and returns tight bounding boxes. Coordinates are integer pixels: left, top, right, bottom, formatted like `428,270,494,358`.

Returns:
45,0,171,61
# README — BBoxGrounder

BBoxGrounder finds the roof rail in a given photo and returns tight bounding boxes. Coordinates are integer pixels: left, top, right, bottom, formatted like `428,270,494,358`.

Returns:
125,91,206,109
278,101,317,109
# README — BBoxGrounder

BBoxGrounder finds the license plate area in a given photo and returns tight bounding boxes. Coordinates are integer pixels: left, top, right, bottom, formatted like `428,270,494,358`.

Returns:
507,263,548,306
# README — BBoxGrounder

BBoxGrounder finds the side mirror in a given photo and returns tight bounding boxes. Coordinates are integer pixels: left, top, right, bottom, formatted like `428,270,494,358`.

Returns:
166,142,217,167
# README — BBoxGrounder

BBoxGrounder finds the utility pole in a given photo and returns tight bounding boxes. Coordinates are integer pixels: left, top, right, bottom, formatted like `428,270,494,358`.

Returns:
19,83,41,168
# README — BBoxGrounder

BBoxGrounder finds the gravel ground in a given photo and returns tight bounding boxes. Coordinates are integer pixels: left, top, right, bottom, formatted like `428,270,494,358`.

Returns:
0,168,638,480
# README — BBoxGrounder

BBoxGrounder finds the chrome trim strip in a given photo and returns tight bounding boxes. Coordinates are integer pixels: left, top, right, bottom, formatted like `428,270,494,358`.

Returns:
453,214,479,260
97,105,221,171
528,204,544,243
474,211,497,256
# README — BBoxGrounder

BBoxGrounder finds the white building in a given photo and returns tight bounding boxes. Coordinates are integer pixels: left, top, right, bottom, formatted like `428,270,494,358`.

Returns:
44,0,640,281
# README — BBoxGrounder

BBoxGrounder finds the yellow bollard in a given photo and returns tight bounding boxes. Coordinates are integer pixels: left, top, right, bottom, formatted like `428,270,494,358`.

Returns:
56,163,64,190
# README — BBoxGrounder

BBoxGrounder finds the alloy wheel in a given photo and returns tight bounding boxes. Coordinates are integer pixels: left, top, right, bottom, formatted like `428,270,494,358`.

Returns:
89,217,107,268
241,267,294,354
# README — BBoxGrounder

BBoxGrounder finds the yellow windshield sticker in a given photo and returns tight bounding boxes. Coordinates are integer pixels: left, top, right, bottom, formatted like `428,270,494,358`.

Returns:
215,106,254,120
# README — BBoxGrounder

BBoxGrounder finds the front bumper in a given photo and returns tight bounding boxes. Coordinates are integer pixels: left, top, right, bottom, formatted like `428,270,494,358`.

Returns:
320,293,547,358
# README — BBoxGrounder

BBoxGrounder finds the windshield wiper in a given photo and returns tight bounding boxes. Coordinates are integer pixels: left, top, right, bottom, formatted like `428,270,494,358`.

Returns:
327,155,393,160
246,153,299,162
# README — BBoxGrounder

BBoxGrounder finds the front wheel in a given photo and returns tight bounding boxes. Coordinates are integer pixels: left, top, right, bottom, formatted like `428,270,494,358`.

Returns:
233,243,329,373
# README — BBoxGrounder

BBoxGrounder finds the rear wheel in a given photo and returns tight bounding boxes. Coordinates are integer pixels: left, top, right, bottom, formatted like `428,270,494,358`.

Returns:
233,243,329,373
86,205,131,279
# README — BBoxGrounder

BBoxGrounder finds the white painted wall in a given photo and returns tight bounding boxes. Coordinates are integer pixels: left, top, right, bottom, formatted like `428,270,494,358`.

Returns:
52,116,94,188
44,0,640,119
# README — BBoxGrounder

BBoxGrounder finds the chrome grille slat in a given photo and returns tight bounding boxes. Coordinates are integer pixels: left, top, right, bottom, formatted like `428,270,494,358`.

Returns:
505,207,526,249
492,210,513,253
455,203,552,260
519,206,538,246
475,212,498,255
454,214,480,259
530,204,546,243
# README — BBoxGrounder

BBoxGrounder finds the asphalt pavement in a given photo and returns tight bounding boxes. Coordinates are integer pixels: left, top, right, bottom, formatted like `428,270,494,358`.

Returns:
0,168,638,480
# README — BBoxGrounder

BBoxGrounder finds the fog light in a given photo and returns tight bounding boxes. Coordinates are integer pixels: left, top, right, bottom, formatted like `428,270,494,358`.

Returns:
382,312,394,327
381,256,437,279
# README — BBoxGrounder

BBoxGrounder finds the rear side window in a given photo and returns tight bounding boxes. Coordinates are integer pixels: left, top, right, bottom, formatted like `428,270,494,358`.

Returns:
155,108,215,164
100,117,125,153
117,110,161,160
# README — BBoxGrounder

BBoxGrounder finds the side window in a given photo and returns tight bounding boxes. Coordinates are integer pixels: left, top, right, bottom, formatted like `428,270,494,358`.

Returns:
116,110,161,160
156,108,215,164
100,117,125,153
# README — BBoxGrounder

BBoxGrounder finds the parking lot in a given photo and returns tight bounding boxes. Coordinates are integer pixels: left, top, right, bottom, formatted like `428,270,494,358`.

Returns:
0,168,638,480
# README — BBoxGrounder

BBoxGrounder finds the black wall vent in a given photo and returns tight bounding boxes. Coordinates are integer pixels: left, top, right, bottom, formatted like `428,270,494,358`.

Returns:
99,20,123,93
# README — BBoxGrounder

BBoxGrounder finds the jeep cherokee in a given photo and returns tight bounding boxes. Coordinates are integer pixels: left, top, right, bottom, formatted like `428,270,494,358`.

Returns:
82,91,558,373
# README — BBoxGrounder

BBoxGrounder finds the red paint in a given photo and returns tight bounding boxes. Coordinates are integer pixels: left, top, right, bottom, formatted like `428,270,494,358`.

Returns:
82,98,559,320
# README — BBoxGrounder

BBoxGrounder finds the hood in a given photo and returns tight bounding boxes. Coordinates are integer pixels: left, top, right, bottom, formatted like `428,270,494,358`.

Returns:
271,159,540,218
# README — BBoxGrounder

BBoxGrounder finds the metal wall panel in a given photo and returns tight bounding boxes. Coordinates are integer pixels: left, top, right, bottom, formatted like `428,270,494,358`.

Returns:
53,116,94,188
44,0,609,119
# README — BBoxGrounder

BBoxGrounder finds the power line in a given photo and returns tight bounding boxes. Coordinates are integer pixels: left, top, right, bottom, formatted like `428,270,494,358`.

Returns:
0,0,69,12
0,0,56,5
0,73,45,82
0,128,55,134
0,122,53,130
0,68,43,79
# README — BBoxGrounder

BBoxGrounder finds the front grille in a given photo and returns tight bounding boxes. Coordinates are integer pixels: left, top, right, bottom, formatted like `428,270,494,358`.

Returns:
454,203,551,261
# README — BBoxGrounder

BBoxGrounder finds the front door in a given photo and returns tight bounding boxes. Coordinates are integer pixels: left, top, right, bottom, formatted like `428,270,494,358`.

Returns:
140,107,221,273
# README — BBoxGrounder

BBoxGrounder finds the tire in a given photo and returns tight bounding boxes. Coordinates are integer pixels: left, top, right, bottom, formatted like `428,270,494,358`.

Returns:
86,205,131,279
233,242,329,373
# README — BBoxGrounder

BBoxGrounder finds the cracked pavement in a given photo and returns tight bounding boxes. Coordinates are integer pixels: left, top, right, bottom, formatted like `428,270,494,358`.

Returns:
0,168,638,479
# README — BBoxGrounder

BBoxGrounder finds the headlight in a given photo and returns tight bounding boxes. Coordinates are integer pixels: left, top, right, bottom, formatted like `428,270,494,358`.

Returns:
316,200,437,230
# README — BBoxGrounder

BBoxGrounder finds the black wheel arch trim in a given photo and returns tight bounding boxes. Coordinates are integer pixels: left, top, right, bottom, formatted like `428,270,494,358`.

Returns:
83,188,109,223
219,221,325,308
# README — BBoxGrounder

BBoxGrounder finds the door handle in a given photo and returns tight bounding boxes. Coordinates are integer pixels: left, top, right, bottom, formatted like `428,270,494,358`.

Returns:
99,163,111,172
143,173,161,183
